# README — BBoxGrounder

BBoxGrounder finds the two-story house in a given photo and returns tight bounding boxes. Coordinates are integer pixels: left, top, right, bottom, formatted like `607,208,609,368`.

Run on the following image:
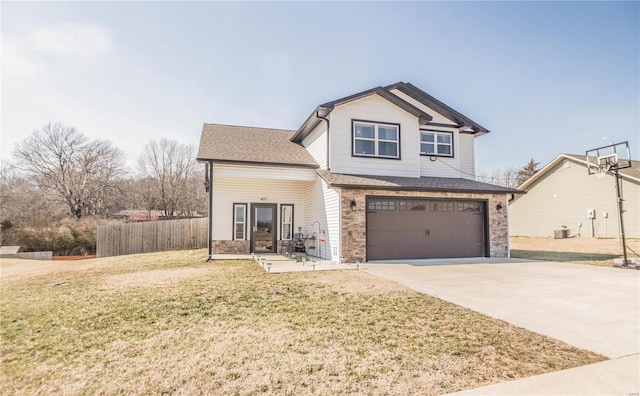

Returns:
197,82,519,262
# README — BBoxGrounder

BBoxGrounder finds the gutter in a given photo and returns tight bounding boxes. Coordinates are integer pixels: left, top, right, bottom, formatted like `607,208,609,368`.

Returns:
205,161,214,261
196,158,319,169
316,111,330,170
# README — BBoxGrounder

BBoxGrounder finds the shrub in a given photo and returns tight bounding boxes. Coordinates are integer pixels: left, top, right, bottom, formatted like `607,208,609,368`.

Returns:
1,217,116,256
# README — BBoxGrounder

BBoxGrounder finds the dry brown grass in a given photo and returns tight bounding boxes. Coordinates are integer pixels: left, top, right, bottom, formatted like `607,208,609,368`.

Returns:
511,237,640,266
1,250,604,395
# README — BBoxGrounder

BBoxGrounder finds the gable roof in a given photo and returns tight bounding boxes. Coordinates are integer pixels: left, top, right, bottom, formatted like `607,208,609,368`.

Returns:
291,85,432,142
317,170,522,194
291,82,490,142
386,82,490,134
518,154,640,190
196,123,319,168
319,86,433,124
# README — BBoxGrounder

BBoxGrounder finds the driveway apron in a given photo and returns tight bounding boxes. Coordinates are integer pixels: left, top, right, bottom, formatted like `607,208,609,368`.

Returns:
363,259,640,359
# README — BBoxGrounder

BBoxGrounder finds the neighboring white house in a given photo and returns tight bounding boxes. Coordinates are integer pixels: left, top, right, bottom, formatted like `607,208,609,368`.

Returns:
509,154,640,239
196,82,519,262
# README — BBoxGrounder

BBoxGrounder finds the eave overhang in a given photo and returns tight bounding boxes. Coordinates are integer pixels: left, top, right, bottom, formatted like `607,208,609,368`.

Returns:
291,86,434,143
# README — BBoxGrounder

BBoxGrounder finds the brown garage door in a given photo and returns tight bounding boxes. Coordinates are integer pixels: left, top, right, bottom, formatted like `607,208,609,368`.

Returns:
367,198,486,260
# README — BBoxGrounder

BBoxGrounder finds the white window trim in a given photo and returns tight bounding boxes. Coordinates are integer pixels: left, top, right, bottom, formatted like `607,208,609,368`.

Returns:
233,203,247,240
353,121,400,159
420,130,453,157
280,204,294,240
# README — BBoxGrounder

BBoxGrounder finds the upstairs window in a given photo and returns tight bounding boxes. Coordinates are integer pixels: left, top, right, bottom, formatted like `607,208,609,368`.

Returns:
421,131,453,157
353,120,400,159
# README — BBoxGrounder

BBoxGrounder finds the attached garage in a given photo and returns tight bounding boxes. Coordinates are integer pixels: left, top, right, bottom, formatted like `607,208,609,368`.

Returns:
367,197,487,260
316,170,520,263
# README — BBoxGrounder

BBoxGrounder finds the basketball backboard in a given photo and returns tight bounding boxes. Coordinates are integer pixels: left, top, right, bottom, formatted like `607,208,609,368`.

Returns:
585,141,632,175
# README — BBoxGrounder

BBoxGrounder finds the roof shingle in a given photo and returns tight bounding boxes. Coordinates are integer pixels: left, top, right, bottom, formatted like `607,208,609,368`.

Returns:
317,170,522,194
196,123,319,168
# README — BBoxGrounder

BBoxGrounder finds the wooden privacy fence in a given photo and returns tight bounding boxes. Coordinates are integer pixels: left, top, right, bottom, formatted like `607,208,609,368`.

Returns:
97,217,208,257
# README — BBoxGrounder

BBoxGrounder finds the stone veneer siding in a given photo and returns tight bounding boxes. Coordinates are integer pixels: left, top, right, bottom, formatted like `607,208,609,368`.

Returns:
213,240,249,254
340,188,509,263
213,240,292,255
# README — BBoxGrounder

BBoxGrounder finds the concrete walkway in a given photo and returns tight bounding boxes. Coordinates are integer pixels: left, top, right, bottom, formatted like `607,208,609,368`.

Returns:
363,259,640,395
254,254,357,273
209,253,357,273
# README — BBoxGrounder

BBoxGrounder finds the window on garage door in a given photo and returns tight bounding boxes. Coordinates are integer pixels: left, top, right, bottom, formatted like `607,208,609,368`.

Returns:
399,200,427,211
368,199,396,211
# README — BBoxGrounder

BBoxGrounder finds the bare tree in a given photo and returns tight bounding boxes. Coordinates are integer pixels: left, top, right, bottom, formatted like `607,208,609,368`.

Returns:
502,167,519,189
136,139,203,218
476,167,519,188
0,162,67,226
12,123,126,218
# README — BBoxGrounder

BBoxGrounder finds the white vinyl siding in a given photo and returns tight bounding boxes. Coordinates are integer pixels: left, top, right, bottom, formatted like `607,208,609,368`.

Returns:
212,176,309,241
303,176,340,261
388,88,458,125
327,93,477,179
329,95,420,177
301,122,328,169
211,165,343,261
213,164,316,181
458,134,476,180
419,128,475,179
388,88,478,179
510,159,640,238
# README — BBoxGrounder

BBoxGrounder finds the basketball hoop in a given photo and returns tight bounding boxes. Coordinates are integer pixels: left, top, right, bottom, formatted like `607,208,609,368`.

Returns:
592,153,618,179
585,141,633,268
594,164,610,179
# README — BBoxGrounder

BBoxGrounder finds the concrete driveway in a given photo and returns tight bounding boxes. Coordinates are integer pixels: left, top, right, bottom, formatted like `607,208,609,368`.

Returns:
363,259,640,395
363,258,640,359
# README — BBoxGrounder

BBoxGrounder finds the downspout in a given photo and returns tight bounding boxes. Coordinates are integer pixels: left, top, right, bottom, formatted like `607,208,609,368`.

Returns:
316,111,330,170
206,161,214,261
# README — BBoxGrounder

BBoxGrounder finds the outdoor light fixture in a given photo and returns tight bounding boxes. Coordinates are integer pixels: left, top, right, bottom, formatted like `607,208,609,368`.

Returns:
350,199,357,211
203,180,210,193
496,203,503,212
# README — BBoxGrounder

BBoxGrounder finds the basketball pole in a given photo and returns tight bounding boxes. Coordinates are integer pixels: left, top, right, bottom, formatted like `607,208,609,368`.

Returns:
586,141,633,268
613,164,629,266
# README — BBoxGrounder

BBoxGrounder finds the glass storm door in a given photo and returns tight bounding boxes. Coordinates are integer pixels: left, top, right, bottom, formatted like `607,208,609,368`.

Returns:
251,204,276,253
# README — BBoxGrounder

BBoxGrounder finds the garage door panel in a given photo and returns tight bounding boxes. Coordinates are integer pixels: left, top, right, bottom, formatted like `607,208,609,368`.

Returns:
367,198,486,260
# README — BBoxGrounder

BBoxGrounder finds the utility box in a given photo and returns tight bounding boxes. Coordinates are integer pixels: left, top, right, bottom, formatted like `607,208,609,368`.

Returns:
554,229,570,239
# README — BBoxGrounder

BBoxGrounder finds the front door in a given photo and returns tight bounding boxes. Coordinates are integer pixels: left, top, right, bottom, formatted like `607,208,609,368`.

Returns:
251,204,276,253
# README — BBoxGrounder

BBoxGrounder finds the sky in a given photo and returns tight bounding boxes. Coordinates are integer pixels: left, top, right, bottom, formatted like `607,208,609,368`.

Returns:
2,1,639,175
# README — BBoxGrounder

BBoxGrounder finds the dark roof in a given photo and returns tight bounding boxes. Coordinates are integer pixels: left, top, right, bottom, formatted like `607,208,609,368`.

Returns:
386,82,490,134
291,82,490,142
196,123,319,168
319,86,433,124
317,170,522,194
291,86,433,142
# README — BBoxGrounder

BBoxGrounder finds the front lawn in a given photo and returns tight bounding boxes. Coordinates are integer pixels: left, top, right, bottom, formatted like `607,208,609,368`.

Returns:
1,251,604,395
